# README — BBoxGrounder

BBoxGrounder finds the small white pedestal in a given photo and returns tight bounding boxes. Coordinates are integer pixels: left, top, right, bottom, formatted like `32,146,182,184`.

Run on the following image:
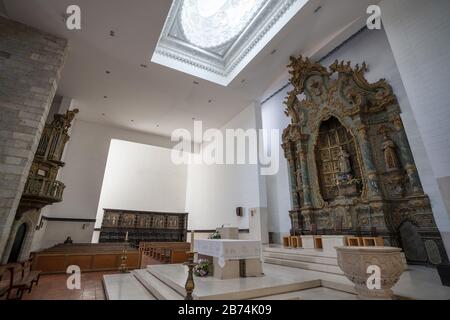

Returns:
301,235,315,249
213,258,240,279
322,235,347,256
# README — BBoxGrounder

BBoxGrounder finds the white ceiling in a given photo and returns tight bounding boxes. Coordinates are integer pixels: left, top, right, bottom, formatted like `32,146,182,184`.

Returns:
4,0,379,138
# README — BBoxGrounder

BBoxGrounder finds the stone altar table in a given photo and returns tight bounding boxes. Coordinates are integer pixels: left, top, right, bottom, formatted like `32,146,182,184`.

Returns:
194,239,263,279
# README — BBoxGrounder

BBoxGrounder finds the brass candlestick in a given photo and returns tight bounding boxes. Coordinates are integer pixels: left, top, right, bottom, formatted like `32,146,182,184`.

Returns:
183,251,198,300
119,236,129,273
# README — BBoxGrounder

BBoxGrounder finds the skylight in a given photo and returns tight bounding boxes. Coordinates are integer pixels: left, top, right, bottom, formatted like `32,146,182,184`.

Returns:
152,0,309,86
180,0,265,49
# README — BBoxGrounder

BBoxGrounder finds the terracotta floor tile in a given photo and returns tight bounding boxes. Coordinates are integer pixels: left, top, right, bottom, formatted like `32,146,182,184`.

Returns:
22,271,114,300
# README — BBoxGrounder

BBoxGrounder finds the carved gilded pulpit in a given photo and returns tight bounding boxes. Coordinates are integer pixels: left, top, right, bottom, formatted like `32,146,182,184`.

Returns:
282,56,448,265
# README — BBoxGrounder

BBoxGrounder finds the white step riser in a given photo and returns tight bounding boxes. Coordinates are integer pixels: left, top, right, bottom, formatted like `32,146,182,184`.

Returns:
132,270,184,300
263,252,338,266
263,247,337,258
264,257,344,275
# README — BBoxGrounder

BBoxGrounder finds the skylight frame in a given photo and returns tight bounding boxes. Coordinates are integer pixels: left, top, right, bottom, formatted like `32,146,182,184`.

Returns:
151,0,309,86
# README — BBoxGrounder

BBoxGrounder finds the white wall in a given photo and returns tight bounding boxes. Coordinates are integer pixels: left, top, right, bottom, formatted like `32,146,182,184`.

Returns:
31,219,95,252
261,26,449,247
185,103,268,242
94,139,188,229
42,119,176,220
34,119,178,248
380,0,450,257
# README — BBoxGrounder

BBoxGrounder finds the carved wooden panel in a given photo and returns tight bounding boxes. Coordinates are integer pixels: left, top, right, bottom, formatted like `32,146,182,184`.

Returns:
99,209,188,245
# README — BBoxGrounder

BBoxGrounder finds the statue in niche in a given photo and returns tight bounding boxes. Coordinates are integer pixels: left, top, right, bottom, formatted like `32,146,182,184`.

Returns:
284,93,300,124
382,134,401,172
296,164,302,189
307,78,323,97
337,146,352,176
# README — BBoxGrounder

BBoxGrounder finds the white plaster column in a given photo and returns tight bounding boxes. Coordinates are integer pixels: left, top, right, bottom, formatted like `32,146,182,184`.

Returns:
381,0,450,258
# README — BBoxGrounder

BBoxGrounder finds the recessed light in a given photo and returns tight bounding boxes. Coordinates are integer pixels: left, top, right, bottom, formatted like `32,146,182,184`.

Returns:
105,70,111,74
208,99,212,103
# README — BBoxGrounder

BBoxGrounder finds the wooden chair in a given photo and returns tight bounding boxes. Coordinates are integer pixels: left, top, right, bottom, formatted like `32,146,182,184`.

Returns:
282,236,291,247
19,258,41,293
362,237,384,247
0,263,26,300
0,265,14,300
290,236,302,248
346,236,363,246
313,236,323,249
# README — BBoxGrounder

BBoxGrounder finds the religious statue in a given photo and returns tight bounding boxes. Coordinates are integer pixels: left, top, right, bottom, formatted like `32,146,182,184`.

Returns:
337,147,352,175
63,236,73,244
284,92,300,124
307,77,323,97
382,134,401,172
295,166,302,190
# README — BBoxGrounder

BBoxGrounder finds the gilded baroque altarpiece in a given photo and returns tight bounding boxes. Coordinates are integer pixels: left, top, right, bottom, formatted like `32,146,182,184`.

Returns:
282,56,448,264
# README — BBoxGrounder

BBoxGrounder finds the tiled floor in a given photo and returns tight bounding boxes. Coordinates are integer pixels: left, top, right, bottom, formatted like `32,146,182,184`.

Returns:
22,271,114,300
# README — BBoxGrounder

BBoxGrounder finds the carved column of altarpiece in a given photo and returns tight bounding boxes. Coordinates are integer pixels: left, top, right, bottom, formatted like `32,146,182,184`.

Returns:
281,56,448,265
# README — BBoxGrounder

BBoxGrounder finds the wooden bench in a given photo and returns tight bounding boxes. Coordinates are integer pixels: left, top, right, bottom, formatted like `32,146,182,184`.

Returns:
31,243,139,274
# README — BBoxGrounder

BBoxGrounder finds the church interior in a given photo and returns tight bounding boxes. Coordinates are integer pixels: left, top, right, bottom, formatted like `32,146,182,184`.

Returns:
1,0,450,302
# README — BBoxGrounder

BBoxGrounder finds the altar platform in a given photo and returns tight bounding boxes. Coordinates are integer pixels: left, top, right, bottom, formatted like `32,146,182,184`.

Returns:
103,260,450,300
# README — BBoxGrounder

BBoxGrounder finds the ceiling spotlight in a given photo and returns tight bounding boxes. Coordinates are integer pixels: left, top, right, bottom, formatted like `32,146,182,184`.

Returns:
105,70,111,74
110,30,115,37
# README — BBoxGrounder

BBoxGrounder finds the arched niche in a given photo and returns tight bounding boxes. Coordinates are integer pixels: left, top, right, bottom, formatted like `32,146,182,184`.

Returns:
8,223,28,263
314,116,362,202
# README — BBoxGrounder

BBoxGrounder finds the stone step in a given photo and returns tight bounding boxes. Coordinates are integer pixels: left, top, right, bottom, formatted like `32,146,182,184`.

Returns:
132,269,184,300
263,246,337,258
264,257,344,275
263,251,338,266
